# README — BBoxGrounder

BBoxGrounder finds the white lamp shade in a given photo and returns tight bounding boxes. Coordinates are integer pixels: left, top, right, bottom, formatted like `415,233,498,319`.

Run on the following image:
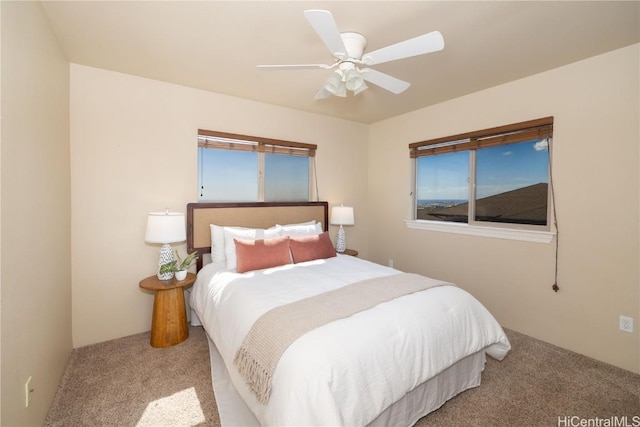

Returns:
330,206,355,226
145,211,186,244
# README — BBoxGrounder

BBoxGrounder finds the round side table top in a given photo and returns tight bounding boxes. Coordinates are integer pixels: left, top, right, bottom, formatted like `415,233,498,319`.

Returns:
139,273,196,291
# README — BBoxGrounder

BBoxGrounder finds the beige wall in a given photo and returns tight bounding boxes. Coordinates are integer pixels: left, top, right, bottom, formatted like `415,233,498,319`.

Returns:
368,44,640,373
1,2,72,425
70,64,369,347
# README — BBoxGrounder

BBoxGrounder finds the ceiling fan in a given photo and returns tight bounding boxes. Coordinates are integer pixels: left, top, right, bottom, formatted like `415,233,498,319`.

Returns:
257,10,444,99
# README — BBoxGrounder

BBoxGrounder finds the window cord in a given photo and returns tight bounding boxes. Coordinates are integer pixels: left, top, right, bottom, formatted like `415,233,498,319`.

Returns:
548,139,560,292
199,146,204,198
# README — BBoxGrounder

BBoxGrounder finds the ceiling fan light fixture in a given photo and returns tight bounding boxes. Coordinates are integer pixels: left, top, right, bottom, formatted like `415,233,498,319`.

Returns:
353,81,368,96
344,68,364,91
322,67,367,97
324,70,344,95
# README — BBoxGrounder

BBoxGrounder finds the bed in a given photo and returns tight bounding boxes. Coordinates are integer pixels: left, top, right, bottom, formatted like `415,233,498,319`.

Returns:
186,201,511,426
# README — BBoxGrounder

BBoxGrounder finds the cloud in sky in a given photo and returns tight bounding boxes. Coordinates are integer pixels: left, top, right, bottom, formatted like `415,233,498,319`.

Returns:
534,139,549,151
502,151,513,156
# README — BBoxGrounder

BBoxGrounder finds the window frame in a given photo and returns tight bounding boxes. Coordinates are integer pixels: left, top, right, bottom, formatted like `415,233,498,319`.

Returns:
197,129,317,202
406,117,556,243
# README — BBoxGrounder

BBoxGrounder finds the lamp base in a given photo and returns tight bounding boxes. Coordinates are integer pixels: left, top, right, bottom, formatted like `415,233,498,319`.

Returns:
157,243,174,280
336,225,346,253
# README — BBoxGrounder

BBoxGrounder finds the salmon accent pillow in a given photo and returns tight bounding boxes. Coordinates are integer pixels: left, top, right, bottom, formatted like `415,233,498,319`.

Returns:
224,226,282,270
234,236,292,273
290,232,337,263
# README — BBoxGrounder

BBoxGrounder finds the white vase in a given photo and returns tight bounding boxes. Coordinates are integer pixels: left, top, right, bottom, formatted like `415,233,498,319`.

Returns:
174,270,187,281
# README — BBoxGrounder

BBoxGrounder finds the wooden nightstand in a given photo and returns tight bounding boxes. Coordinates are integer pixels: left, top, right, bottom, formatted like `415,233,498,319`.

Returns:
139,273,196,348
342,248,358,257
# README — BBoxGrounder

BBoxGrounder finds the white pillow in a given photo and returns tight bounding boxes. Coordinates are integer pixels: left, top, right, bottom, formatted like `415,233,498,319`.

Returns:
223,226,282,270
209,224,226,263
280,220,316,227
278,222,323,238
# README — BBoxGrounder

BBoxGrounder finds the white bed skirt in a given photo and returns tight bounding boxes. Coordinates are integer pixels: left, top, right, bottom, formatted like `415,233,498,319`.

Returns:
206,335,486,426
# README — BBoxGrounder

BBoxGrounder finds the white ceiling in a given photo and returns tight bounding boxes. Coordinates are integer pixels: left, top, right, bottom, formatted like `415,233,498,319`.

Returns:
42,1,639,124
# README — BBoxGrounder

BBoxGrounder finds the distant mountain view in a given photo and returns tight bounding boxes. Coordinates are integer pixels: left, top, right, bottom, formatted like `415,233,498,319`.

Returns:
417,183,548,225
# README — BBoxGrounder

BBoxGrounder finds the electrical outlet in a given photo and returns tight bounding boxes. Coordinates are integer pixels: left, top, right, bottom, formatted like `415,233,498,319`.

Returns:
388,259,394,268
619,315,633,333
25,376,33,407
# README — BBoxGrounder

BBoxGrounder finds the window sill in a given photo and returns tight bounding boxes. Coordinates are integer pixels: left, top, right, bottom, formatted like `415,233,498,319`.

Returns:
404,220,555,243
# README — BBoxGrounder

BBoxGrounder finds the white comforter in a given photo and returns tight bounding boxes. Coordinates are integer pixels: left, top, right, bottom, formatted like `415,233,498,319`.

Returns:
191,255,510,426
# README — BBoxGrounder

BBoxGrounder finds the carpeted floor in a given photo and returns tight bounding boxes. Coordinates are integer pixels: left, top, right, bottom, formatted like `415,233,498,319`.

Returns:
45,326,639,427
45,326,220,427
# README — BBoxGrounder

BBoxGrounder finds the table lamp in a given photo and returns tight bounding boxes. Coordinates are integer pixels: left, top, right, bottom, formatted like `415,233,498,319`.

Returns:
330,205,354,253
145,210,186,280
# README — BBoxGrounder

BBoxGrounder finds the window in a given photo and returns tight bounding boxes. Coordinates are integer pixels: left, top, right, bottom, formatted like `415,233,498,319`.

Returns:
198,130,316,202
416,151,470,223
409,117,554,236
264,153,310,201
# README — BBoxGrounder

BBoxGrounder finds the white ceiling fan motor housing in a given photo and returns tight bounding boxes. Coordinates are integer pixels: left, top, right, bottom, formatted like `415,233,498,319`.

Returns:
339,32,367,60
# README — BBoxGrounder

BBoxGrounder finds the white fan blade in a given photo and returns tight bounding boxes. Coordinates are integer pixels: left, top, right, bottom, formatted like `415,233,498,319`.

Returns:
304,10,348,58
314,87,332,99
362,68,411,94
363,31,444,66
257,64,333,70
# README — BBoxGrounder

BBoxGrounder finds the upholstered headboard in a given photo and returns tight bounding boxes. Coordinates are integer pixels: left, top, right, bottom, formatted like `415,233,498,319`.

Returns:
186,202,329,271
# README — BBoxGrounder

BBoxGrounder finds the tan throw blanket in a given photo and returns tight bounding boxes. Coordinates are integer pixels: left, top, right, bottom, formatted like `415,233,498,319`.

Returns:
233,273,448,404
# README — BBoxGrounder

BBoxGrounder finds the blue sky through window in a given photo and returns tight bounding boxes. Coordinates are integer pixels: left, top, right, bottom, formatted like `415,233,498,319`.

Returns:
264,154,309,201
198,148,310,202
476,139,548,199
198,148,258,201
417,139,548,201
417,151,469,201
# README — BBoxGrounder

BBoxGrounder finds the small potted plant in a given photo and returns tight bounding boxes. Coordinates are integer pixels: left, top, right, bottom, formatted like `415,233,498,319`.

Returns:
159,250,198,281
